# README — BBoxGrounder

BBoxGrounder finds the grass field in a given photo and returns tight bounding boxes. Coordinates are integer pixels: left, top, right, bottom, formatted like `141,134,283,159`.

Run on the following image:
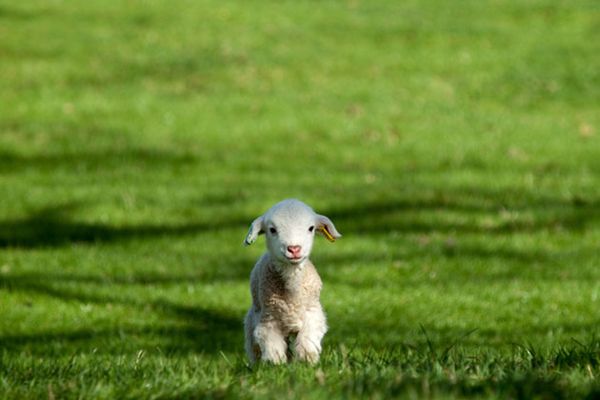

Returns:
1,0,599,398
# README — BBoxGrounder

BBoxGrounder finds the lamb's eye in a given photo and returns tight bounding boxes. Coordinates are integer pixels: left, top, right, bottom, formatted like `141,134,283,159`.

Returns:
269,227,277,234
309,226,315,232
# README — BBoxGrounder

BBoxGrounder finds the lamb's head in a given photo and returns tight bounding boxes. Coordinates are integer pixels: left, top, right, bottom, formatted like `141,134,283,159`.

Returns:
244,199,341,265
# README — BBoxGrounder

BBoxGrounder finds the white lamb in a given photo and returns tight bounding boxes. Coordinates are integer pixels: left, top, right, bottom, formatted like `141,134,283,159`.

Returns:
243,199,342,364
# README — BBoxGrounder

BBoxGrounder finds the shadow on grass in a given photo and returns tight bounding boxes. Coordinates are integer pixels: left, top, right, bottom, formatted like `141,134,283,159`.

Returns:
1,185,598,356
315,229,599,289
325,318,600,351
325,191,599,236
1,185,598,249
2,266,598,358
0,273,243,355
0,307,241,356
0,202,248,248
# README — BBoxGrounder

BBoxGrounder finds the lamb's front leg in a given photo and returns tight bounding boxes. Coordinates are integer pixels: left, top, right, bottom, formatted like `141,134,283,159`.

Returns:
295,305,327,363
254,320,288,364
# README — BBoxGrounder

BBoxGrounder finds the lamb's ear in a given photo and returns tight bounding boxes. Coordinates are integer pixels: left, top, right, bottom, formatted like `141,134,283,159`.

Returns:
315,214,342,242
244,216,264,246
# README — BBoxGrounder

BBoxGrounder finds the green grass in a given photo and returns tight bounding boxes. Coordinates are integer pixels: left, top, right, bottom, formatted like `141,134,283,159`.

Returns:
1,0,599,398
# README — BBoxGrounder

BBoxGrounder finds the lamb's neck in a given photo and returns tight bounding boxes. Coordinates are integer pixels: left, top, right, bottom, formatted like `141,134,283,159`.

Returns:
271,259,308,293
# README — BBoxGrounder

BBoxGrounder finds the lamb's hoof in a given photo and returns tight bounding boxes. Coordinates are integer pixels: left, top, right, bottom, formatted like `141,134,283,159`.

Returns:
295,344,320,364
262,349,288,365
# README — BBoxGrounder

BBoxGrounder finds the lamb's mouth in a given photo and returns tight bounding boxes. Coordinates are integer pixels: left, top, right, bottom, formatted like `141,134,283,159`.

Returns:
285,255,303,263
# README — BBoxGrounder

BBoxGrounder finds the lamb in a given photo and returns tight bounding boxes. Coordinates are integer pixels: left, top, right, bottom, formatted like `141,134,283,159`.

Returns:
243,199,342,364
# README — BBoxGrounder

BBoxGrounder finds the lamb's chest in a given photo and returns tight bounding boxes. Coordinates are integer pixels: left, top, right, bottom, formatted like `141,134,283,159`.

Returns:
265,289,306,334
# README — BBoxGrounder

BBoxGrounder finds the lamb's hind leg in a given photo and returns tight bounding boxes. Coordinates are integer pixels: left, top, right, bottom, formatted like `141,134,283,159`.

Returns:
244,308,260,364
295,305,327,363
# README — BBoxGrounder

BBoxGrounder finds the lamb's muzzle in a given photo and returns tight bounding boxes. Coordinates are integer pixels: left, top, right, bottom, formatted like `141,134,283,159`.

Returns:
243,199,341,364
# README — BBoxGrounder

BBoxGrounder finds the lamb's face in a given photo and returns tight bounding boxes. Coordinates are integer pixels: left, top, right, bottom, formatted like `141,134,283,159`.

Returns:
263,202,317,265
244,199,342,265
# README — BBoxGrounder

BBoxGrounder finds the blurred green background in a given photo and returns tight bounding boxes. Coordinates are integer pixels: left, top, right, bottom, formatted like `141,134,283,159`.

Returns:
1,0,599,398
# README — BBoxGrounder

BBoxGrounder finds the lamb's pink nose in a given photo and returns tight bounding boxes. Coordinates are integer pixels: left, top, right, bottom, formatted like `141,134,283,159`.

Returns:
287,245,302,257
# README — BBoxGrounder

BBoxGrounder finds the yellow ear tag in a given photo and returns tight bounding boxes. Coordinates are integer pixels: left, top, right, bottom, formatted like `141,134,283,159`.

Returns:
318,226,336,242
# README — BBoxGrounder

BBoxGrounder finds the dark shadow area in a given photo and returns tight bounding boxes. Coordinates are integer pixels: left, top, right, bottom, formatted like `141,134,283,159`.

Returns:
0,274,243,355
2,184,598,249
0,311,241,356
324,194,599,236
0,203,249,248
1,186,597,356
317,242,556,268
316,244,599,289
0,271,212,288
6,264,595,357
325,312,600,353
